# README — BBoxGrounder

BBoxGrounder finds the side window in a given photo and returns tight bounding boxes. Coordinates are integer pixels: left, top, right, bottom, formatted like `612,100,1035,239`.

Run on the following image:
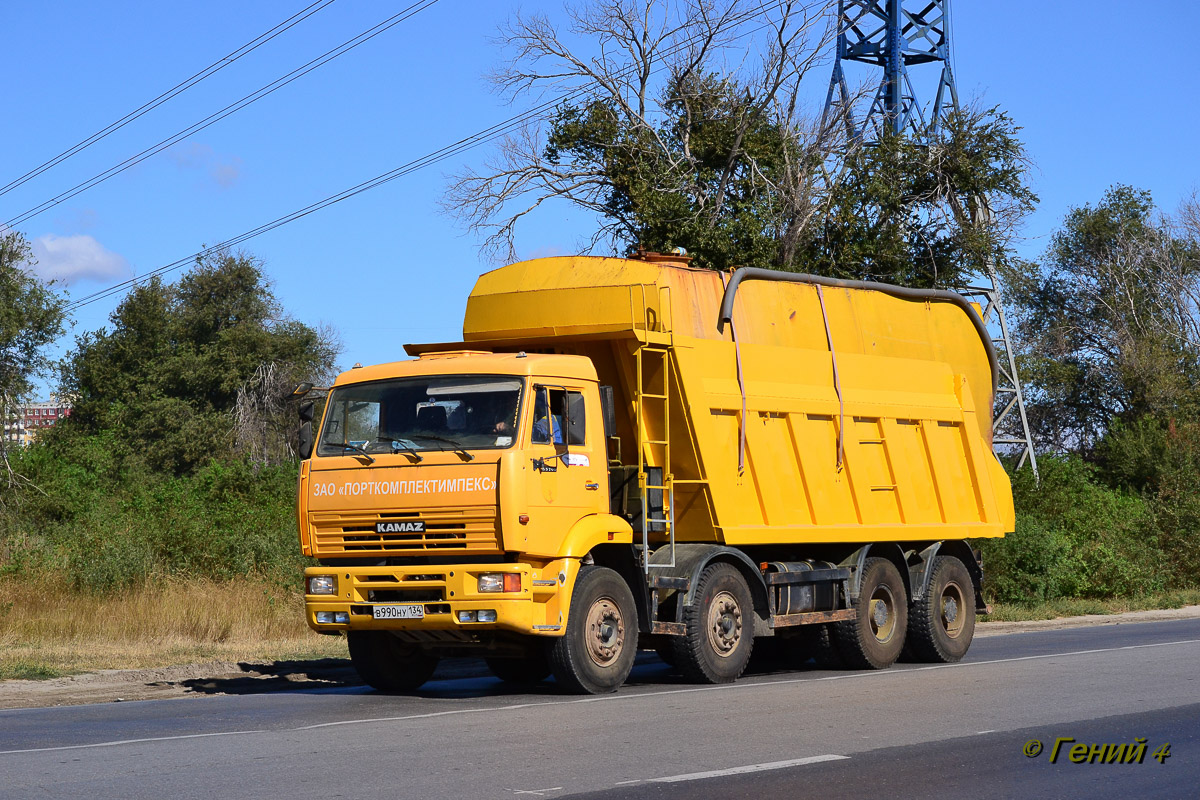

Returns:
566,391,585,445
531,388,557,445
530,387,585,445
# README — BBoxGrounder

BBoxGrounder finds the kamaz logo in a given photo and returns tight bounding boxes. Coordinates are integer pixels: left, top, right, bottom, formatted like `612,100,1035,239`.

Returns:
376,521,425,534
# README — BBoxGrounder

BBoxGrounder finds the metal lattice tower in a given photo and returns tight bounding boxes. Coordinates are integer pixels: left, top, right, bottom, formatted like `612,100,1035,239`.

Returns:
822,0,958,143
821,0,1039,480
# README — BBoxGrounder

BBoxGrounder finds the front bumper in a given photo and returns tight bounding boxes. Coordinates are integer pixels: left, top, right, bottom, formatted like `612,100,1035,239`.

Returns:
304,563,565,636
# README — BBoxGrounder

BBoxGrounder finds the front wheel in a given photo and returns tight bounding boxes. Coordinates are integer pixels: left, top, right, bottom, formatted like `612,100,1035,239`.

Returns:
347,631,439,692
905,556,976,663
548,566,639,694
834,557,907,670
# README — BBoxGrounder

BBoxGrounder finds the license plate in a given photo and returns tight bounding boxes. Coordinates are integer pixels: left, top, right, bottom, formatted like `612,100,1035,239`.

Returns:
372,604,425,620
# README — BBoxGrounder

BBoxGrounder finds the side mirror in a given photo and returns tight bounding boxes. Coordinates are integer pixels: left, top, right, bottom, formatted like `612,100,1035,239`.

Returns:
299,421,314,460
299,399,315,423
292,382,314,398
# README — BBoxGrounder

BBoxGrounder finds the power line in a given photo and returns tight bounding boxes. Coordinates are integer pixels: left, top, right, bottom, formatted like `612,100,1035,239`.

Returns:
5,0,441,231
0,0,338,200
63,0,799,311
65,0,809,313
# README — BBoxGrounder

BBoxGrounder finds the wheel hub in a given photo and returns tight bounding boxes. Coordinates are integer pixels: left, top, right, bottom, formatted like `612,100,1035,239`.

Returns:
584,597,624,667
868,585,897,643
940,581,966,639
706,591,743,658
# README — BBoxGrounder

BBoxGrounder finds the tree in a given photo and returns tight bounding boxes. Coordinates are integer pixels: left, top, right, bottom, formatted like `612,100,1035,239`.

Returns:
445,0,840,271
1007,186,1200,454
0,230,67,491
806,106,1038,288
54,250,339,474
446,1,1037,290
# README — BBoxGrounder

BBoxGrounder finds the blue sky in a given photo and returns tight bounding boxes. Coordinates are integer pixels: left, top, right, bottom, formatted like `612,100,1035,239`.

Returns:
4,1,1197,395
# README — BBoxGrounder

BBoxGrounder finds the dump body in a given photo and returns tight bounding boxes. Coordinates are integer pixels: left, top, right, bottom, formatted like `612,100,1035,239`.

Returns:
434,255,1014,545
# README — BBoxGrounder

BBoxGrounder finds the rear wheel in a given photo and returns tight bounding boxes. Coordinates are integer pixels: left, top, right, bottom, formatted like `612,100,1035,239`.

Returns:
548,566,638,694
674,562,754,683
905,556,975,663
347,631,439,692
485,648,552,684
834,557,907,670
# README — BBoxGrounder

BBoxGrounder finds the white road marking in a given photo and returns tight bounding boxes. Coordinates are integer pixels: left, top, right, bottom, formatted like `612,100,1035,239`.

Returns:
977,730,997,735
0,729,266,755
3,636,1198,757
649,754,849,783
507,787,563,795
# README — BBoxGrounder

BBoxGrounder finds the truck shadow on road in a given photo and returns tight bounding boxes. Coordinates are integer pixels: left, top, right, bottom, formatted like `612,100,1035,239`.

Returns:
175,650,830,700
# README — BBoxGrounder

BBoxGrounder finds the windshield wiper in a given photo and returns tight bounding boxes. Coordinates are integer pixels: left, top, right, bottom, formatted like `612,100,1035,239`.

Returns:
330,442,375,464
378,437,424,462
408,434,475,461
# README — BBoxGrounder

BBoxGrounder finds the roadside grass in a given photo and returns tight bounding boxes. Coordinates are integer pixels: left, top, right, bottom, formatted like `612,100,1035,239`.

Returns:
0,576,346,680
3,576,1199,681
985,589,1200,622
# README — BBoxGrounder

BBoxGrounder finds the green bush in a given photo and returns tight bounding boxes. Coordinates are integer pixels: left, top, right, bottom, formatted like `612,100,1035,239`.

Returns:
1097,416,1200,589
980,455,1164,603
0,438,307,594
979,515,1076,603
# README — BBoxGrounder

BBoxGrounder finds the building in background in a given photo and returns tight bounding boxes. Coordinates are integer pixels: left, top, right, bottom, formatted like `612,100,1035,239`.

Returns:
2,397,72,447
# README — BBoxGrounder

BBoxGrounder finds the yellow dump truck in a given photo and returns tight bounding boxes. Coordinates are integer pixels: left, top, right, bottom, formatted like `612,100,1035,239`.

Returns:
295,253,1014,694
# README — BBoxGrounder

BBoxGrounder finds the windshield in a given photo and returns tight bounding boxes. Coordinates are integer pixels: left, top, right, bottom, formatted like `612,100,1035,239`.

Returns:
317,375,524,457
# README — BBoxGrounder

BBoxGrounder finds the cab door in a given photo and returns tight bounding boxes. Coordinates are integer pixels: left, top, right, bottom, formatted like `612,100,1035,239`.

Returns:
521,383,605,555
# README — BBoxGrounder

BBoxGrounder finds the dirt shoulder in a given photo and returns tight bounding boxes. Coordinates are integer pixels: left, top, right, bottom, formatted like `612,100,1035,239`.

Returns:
972,603,1200,637
4,606,1198,710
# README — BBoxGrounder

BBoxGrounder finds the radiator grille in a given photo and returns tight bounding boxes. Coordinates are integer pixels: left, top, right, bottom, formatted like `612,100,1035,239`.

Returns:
310,507,501,555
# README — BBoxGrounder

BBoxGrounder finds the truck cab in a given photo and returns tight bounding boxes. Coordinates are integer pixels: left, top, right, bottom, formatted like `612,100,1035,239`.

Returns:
299,350,635,691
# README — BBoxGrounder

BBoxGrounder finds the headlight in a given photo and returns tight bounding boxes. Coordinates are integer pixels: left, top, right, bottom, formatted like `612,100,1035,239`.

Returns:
308,575,337,595
477,573,522,593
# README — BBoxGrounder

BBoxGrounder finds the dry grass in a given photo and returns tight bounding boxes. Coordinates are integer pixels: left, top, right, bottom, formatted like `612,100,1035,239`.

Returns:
6,575,1200,681
0,576,346,679
986,590,1200,622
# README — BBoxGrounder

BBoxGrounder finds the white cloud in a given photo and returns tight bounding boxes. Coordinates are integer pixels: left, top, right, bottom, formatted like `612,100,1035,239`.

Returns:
163,142,242,188
29,234,131,285
522,245,564,260
163,142,213,169
210,155,243,188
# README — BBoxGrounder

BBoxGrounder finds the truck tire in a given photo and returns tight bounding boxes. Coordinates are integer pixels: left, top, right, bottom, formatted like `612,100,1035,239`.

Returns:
347,631,439,692
485,650,552,684
905,555,975,663
549,566,638,694
834,557,907,670
673,562,754,683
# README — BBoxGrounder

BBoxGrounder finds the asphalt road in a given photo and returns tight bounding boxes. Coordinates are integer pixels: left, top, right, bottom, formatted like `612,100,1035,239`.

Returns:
3,619,1198,799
